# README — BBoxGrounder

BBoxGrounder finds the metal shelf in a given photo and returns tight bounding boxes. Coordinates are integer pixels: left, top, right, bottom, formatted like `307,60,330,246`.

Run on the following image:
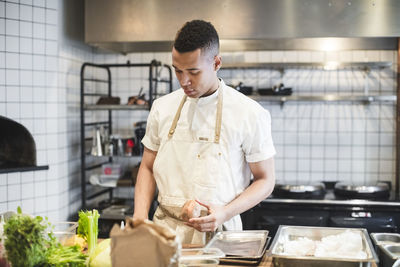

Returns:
80,60,173,209
83,93,109,97
221,61,392,70
86,153,142,158
84,104,149,110
84,121,110,126
152,78,172,83
250,94,396,103
0,165,49,174
86,181,134,189
84,161,109,171
83,78,109,83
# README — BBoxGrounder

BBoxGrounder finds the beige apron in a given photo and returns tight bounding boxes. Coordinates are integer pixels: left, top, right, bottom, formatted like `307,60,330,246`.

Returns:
152,84,239,245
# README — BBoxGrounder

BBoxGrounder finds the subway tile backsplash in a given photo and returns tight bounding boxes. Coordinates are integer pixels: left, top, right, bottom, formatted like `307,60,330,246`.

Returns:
0,0,94,221
0,0,398,221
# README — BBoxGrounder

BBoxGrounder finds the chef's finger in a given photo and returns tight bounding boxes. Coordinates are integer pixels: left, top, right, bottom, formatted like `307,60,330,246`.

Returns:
197,222,216,232
187,221,216,232
195,200,210,210
189,214,215,224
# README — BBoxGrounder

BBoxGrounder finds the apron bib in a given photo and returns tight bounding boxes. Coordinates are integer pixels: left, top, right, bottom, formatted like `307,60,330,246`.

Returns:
152,85,241,244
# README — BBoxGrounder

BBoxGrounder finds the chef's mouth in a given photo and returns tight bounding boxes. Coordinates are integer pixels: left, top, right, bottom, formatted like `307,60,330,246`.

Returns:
184,89,196,96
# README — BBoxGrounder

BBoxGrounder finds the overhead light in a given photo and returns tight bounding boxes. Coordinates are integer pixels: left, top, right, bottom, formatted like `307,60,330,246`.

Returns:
324,61,340,70
320,39,338,51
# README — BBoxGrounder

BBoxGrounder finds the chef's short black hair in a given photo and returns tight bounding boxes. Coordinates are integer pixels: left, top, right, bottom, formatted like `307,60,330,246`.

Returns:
173,20,219,58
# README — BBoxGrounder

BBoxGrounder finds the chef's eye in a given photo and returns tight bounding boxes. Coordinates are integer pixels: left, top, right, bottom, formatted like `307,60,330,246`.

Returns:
175,69,183,74
189,71,200,75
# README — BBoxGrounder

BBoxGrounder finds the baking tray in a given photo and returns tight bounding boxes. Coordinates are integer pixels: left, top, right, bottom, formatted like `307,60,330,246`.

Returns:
219,236,270,265
269,225,378,267
205,230,269,258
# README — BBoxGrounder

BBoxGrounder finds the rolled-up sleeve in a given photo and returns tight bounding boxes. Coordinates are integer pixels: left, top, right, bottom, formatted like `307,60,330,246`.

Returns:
242,108,276,163
141,102,160,152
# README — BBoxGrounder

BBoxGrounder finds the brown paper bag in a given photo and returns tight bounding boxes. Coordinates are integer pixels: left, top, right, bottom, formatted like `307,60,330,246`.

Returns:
110,218,180,267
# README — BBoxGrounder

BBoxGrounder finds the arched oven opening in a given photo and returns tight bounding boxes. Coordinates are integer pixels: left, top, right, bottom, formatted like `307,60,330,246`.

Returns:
0,116,48,173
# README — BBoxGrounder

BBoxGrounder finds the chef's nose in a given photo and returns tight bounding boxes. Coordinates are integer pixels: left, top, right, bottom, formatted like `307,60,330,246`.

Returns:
180,74,191,86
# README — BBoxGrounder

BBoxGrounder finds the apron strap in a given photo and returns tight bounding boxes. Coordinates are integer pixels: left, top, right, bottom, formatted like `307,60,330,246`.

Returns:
214,87,223,144
168,81,223,143
168,95,188,138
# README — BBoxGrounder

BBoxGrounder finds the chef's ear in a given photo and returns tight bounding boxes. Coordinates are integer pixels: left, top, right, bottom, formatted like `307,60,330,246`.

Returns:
214,55,222,71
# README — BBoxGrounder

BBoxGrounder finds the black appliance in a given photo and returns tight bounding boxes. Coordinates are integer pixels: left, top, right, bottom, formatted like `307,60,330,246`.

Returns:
242,181,400,240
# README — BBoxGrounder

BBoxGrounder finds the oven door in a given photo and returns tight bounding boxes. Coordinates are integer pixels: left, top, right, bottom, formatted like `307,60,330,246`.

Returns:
251,210,330,239
328,211,397,232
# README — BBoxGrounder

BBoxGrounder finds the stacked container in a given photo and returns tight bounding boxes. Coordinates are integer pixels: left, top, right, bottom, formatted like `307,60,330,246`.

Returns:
370,233,400,267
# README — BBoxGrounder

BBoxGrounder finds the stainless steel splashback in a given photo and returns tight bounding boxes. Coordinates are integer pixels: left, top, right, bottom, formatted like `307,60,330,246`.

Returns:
85,0,400,53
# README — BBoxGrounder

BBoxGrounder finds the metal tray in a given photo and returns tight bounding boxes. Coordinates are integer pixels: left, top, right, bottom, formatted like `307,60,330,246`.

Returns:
205,230,269,259
269,225,378,267
218,236,270,265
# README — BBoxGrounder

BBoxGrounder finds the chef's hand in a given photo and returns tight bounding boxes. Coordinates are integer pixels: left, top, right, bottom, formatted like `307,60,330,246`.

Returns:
184,200,227,232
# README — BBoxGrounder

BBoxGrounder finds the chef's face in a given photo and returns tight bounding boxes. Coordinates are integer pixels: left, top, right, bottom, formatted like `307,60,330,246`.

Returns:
172,47,221,98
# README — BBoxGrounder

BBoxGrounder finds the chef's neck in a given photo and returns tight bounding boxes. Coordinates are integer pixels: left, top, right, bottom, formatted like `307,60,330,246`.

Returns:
200,77,220,98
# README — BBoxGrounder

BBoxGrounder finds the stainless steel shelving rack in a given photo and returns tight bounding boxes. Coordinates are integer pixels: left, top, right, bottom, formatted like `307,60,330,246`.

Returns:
221,61,396,105
221,61,392,70
80,60,173,209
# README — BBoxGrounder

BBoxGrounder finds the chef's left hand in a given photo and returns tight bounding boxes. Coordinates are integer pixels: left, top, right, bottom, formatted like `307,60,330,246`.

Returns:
185,200,227,232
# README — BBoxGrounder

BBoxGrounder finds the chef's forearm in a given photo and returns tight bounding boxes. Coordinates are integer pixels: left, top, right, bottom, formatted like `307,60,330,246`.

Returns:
224,158,275,222
133,148,157,219
133,168,156,219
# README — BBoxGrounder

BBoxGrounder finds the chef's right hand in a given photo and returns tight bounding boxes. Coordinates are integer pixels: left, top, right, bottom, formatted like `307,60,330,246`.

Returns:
184,200,227,232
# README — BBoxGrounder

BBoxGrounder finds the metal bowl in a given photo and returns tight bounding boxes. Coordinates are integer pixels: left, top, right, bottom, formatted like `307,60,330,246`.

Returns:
273,183,326,199
334,182,390,199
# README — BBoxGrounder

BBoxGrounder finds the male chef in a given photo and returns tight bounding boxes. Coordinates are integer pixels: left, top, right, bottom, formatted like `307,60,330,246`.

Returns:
133,20,276,244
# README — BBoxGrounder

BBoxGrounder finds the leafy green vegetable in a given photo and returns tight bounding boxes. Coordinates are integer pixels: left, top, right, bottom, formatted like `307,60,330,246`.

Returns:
4,207,88,267
45,244,87,267
90,238,111,267
3,208,48,267
77,210,100,256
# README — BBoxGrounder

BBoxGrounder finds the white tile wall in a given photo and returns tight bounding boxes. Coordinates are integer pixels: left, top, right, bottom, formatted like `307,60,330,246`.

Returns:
0,0,96,221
